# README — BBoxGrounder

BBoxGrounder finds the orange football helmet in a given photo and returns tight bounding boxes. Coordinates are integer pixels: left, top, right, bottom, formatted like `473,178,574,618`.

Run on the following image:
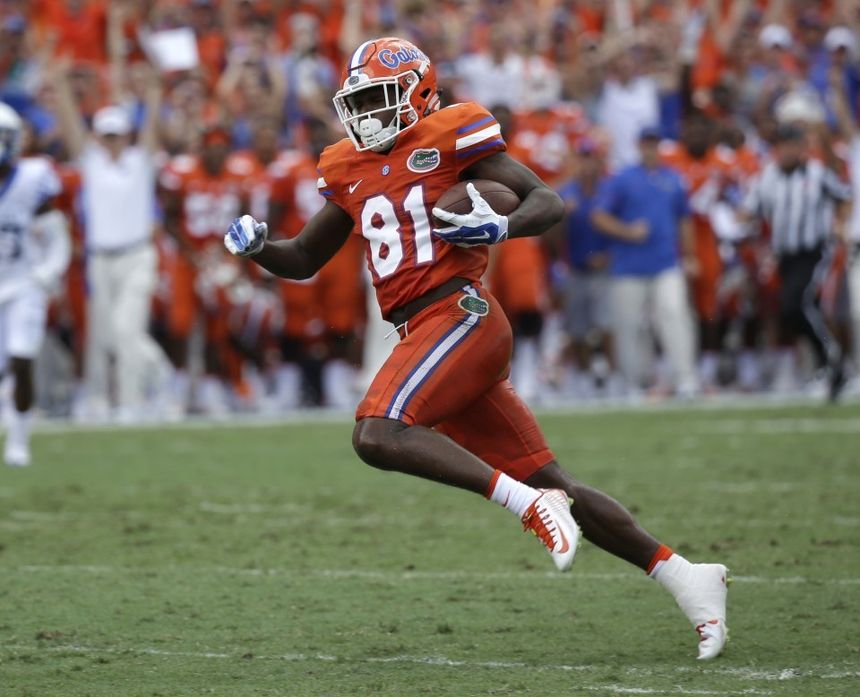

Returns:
333,37,440,152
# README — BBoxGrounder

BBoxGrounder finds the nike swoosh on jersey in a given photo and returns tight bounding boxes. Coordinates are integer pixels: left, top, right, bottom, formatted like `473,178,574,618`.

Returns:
348,179,363,194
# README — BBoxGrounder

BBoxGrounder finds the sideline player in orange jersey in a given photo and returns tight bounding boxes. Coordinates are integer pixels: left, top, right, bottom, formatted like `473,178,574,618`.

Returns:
53,161,86,386
225,38,729,659
269,117,366,408
661,114,736,390
160,125,246,414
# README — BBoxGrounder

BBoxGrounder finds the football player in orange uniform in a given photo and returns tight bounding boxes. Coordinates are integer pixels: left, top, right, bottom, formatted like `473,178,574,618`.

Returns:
661,114,736,390
487,81,589,402
225,38,729,658
488,104,552,403
269,118,366,408
53,162,87,385
160,125,246,415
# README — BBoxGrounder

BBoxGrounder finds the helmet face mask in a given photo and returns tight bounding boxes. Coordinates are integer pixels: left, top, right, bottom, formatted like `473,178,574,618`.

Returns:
333,38,439,153
0,102,22,168
334,73,420,152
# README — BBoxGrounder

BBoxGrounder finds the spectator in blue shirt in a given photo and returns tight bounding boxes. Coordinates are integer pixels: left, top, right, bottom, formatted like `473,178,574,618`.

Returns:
557,138,614,395
591,127,699,398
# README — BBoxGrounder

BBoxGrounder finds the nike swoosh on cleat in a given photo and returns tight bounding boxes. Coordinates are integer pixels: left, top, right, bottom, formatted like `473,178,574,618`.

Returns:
556,528,569,554
348,179,363,194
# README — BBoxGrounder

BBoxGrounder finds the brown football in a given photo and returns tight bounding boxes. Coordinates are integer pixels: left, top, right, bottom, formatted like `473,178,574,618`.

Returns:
433,179,520,226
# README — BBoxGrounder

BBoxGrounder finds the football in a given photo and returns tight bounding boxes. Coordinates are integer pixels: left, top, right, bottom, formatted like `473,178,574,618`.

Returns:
433,179,520,226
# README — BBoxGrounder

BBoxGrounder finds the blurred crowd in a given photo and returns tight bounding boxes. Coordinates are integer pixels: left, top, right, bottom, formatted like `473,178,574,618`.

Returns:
1,0,859,422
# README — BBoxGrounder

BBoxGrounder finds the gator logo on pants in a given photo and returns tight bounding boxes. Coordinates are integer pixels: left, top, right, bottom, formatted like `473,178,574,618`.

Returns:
458,294,489,317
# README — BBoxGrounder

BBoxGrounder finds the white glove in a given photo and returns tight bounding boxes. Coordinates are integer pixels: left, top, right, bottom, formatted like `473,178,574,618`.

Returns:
225,214,268,257
432,182,509,247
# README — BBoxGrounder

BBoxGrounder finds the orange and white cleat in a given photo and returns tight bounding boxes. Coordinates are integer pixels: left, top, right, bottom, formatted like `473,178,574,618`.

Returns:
696,616,729,661
521,489,581,571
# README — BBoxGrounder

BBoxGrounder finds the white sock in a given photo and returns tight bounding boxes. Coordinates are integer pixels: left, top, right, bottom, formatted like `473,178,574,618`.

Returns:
199,375,230,416
172,370,190,410
322,359,356,409
651,553,726,626
737,349,760,390
698,352,719,388
7,407,31,449
651,553,700,615
512,338,540,402
650,552,690,580
276,364,302,410
487,471,540,518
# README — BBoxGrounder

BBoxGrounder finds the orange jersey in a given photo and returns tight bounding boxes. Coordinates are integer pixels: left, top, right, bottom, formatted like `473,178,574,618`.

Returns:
225,149,282,224
659,142,735,194
271,151,326,238
54,164,84,247
660,143,737,321
507,105,589,186
159,155,245,253
317,102,506,320
37,0,108,63
722,144,760,185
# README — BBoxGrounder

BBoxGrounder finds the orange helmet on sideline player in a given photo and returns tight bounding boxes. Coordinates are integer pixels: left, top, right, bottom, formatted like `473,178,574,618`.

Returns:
333,37,440,153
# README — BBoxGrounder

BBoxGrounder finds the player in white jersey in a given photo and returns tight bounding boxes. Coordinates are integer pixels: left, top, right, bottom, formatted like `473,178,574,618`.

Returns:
0,103,70,466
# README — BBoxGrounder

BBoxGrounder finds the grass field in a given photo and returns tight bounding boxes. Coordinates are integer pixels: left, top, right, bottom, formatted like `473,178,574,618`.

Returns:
1,404,859,696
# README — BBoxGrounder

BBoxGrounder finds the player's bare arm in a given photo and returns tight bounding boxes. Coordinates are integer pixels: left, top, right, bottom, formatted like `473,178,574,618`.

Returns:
231,200,353,280
591,210,649,242
462,152,564,239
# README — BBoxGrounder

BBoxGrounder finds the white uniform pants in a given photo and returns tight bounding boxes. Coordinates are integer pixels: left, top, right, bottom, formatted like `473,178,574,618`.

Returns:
85,243,167,410
610,267,698,392
0,282,48,369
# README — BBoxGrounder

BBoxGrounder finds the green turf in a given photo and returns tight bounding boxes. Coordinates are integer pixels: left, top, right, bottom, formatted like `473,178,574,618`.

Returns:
1,405,859,696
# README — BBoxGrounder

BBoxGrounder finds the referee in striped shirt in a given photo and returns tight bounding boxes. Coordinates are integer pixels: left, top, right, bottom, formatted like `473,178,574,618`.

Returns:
741,123,852,401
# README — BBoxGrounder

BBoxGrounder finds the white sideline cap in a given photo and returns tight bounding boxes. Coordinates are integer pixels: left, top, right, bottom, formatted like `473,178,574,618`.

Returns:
93,106,132,136
759,24,793,49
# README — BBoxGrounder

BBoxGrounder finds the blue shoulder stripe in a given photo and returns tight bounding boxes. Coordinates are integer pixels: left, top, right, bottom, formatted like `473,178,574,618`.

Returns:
456,115,495,135
455,139,505,158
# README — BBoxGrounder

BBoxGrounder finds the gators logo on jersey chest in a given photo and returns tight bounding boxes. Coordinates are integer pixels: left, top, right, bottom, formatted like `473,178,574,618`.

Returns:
407,148,440,173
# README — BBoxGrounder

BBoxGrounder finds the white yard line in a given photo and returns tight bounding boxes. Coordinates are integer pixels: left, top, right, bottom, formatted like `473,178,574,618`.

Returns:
0,641,855,689
7,564,860,585
582,689,773,696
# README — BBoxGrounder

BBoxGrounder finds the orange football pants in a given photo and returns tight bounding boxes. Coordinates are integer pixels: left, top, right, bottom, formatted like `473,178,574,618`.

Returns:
356,283,555,481
690,218,722,321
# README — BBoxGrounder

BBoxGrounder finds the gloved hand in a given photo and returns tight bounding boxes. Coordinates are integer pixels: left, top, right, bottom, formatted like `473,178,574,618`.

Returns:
432,182,509,247
225,214,268,257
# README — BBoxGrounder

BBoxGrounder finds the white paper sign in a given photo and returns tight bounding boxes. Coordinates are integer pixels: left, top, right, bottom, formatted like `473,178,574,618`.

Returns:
140,27,200,72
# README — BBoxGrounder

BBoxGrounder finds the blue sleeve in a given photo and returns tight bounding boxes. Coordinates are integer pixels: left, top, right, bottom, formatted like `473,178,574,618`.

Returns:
593,175,622,216
557,181,578,208
674,175,691,219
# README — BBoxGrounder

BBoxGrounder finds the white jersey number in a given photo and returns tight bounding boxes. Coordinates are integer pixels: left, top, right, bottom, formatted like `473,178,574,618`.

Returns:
360,185,434,279
184,192,241,239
